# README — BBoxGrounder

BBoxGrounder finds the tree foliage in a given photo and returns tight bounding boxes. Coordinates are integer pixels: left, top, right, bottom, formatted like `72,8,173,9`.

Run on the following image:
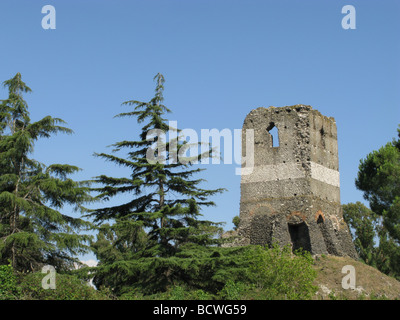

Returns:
88,74,225,294
342,202,380,265
0,73,93,272
345,125,400,279
356,127,400,221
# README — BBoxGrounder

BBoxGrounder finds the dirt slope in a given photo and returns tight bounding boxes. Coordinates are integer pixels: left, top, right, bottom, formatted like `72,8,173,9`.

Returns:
313,255,400,300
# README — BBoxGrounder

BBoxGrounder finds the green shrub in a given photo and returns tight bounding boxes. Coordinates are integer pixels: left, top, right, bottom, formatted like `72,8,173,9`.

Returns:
218,280,250,300
245,243,318,300
17,271,110,300
120,285,214,300
99,244,318,300
167,286,213,300
168,286,186,300
0,264,20,300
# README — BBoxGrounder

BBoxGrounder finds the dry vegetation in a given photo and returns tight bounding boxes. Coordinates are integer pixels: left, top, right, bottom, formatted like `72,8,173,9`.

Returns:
313,255,400,300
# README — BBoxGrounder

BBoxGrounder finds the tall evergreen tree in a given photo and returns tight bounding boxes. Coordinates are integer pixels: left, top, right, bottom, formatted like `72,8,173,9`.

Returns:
89,73,225,294
0,73,92,272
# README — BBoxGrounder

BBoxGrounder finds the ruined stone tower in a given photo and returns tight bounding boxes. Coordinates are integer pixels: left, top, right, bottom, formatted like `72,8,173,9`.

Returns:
237,105,357,258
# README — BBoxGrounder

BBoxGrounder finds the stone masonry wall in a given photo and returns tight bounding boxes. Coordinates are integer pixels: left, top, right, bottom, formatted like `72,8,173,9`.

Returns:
236,105,357,259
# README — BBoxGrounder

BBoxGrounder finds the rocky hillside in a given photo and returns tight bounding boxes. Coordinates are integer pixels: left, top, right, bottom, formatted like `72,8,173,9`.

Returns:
312,255,400,300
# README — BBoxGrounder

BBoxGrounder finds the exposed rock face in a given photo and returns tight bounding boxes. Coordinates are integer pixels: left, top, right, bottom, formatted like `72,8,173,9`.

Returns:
235,105,357,259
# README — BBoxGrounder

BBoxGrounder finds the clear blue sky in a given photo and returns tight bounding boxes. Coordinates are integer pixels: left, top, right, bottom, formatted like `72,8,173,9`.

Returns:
1,0,399,261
